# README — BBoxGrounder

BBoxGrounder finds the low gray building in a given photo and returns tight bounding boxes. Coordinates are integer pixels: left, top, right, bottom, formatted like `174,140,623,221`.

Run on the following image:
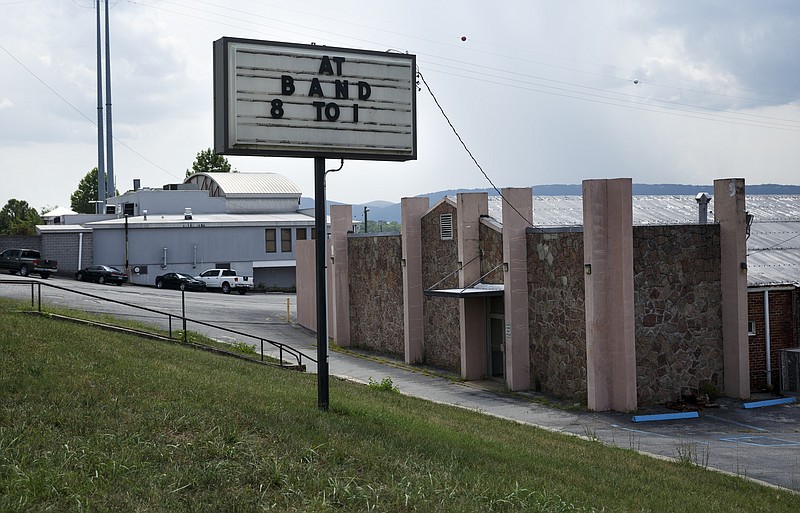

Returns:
91,172,316,290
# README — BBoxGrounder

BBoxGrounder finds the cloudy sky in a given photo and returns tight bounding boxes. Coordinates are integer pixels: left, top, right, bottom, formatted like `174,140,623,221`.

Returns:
1,0,798,212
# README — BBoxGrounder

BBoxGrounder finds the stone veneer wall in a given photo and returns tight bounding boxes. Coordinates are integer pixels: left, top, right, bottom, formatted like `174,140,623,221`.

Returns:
347,234,405,357
527,231,587,400
479,222,503,284
421,201,461,371
633,224,723,404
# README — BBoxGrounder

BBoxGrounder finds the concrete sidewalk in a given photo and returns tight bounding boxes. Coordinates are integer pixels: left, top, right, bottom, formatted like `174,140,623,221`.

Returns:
262,322,800,493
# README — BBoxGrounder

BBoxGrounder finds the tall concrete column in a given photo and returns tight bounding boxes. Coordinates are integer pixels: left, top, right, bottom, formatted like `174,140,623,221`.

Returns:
583,178,637,412
714,178,750,399
401,196,430,364
502,187,532,391
457,192,488,380
330,204,352,347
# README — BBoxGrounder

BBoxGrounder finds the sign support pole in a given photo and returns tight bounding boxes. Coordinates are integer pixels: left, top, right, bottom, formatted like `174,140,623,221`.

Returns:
315,156,329,411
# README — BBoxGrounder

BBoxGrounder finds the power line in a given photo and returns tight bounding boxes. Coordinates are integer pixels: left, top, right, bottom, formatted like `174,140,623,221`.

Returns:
420,66,800,133
0,41,183,181
417,69,534,228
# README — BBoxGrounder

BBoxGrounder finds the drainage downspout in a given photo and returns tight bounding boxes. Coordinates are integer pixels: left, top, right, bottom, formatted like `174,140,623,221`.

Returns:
764,290,772,388
78,232,84,270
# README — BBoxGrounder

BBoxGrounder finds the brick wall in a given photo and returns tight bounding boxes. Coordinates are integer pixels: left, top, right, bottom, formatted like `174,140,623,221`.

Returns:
347,234,405,357
633,224,723,404
421,201,461,371
527,231,587,400
749,289,799,391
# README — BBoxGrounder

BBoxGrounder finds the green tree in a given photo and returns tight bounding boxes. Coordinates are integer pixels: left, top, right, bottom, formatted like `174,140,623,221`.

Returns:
70,167,100,214
70,168,118,214
185,148,235,178
0,199,43,236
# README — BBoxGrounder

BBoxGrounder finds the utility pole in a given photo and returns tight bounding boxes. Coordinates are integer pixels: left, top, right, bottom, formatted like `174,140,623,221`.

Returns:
95,0,105,214
363,206,369,233
104,0,115,200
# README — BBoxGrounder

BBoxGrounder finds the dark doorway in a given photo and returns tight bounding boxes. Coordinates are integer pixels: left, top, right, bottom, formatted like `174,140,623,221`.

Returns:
487,296,505,381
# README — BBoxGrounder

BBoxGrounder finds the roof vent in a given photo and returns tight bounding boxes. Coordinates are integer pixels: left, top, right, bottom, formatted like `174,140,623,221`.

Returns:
695,192,711,224
440,213,453,240
184,208,193,220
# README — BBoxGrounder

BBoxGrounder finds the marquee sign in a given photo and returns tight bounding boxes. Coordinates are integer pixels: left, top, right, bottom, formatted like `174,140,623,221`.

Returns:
213,37,417,161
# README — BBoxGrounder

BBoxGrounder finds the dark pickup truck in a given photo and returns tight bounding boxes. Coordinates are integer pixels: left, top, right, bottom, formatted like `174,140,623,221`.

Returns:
0,248,57,278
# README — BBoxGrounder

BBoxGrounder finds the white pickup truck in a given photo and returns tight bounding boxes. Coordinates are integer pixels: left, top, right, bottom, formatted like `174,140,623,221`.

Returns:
195,269,254,294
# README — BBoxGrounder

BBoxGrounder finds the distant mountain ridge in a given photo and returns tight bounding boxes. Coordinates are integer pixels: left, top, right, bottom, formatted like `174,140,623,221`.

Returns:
301,183,800,223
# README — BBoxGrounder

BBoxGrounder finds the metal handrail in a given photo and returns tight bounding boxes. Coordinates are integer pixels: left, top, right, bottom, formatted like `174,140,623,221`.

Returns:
0,278,316,367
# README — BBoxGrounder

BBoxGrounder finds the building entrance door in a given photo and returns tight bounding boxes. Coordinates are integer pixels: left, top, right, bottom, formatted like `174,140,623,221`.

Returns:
487,296,505,381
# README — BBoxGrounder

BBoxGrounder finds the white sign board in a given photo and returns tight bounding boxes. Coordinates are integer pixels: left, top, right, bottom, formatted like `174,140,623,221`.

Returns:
214,38,417,161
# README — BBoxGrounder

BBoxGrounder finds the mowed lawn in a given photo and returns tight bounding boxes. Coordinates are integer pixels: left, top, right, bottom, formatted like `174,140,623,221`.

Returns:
1,298,798,512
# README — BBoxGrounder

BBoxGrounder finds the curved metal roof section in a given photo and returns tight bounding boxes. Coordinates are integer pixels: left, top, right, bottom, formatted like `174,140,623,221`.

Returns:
185,172,301,198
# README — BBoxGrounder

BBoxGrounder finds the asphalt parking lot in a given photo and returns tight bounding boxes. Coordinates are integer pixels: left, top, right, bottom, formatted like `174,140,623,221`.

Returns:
2,274,799,491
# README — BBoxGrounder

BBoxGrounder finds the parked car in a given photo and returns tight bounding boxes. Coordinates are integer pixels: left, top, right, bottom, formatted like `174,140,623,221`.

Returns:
155,272,207,292
75,265,128,285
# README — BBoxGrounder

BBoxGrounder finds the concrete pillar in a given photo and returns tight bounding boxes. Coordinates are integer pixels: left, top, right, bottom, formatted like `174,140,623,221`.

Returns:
714,178,750,399
295,239,317,331
583,178,637,412
457,192,488,380
330,205,352,347
502,187,532,391
401,196,430,364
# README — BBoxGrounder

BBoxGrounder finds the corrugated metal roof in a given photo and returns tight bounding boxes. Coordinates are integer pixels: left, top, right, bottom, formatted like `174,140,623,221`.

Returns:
86,212,315,228
747,221,800,287
187,172,301,197
485,194,800,288
487,194,800,227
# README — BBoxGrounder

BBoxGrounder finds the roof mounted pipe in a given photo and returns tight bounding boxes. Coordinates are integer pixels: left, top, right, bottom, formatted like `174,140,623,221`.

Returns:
695,192,711,224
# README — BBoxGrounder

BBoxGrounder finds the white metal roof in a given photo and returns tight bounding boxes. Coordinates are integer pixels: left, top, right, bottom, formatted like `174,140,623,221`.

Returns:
41,206,77,218
85,212,315,229
484,194,800,289
185,172,301,198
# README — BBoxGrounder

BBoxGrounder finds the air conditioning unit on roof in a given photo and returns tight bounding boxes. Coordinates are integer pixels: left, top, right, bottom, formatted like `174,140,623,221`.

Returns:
781,348,800,395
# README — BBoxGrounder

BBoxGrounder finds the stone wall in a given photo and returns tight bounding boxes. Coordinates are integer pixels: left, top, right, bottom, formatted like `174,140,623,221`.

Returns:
479,222,503,284
421,201,461,371
348,234,405,357
527,231,587,400
633,224,723,404
748,289,798,391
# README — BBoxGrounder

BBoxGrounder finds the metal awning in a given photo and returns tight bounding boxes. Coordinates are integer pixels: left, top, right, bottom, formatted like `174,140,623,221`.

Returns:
424,282,504,298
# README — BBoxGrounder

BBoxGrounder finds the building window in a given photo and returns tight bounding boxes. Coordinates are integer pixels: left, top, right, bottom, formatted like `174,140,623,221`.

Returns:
311,228,317,240
748,321,756,336
281,228,292,252
265,229,276,253
296,228,307,240
440,213,453,240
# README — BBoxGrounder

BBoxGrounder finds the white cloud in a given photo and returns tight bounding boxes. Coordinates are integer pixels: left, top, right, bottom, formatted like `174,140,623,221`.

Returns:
0,0,798,211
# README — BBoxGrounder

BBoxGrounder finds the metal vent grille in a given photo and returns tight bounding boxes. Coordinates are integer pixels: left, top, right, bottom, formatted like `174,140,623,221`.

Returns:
440,213,453,240
781,348,800,394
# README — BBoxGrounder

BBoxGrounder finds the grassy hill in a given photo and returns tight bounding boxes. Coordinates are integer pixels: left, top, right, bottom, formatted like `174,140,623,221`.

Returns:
2,297,799,512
